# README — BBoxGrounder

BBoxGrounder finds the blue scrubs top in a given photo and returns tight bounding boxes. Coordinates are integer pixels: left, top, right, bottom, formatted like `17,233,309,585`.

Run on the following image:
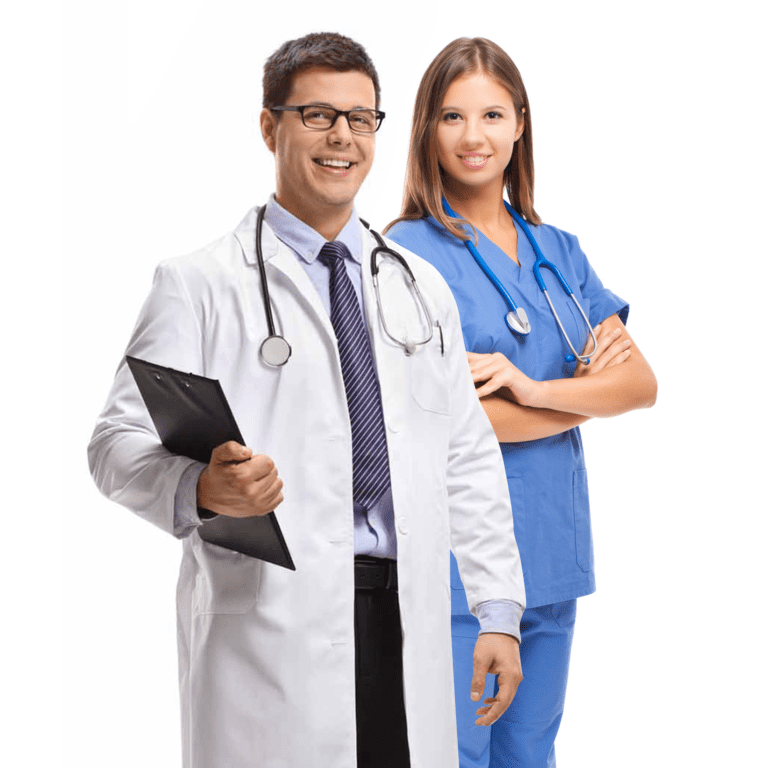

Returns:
388,216,629,608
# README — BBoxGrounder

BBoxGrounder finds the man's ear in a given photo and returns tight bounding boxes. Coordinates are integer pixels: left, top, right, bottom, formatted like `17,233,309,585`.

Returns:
260,108,277,153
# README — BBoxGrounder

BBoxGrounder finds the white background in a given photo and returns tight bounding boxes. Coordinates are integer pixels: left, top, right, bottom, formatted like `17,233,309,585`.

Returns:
6,0,766,765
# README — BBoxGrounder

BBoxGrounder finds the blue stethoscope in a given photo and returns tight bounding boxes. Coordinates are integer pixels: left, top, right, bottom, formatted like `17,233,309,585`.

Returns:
442,197,597,364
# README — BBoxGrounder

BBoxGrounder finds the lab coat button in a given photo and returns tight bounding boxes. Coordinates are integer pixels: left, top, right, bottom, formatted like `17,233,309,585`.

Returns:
397,518,408,535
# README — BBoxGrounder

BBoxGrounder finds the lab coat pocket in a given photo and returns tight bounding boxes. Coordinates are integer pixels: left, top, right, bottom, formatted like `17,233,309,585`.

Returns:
193,538,262,614
572,470,594,572
410,337,450,415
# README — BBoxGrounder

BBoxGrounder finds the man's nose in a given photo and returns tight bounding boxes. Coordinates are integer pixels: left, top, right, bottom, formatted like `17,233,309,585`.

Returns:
327,113,354,144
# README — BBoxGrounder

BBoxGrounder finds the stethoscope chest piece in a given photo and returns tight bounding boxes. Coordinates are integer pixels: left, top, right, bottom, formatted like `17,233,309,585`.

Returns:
260,335,292,367
506,307,531,335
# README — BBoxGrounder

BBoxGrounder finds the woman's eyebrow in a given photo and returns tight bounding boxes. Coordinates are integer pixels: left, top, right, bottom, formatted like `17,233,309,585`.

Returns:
441,104,509,111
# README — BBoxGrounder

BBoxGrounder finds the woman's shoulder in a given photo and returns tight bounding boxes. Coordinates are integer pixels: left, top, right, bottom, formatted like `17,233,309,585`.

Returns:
387,216,455,248
527,219,580,250
385,216,466,286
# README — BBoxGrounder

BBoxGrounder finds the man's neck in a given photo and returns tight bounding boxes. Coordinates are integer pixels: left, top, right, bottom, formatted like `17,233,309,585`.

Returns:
274,194,354,241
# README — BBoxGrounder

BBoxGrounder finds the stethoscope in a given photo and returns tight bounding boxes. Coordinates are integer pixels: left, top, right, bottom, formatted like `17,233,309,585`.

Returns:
255,205,439,367
442,197,597,364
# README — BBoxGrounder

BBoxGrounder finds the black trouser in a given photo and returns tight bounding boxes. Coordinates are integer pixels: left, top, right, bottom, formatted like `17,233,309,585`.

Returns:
354,556,411,768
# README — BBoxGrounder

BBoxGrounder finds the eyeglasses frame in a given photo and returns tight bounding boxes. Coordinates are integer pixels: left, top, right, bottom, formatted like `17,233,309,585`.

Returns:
270,104,386,134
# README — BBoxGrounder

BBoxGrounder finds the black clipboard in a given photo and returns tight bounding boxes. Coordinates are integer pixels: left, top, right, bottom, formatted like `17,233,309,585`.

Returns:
126,356,295,570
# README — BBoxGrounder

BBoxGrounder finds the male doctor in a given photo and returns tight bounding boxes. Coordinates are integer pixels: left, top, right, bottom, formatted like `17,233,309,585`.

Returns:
89,32,525,768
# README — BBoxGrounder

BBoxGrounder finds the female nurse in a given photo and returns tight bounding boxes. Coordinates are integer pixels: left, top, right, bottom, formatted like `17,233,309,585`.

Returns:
386,38,657,768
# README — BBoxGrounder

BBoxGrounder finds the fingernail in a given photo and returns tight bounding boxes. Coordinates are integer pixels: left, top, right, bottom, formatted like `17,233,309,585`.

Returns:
471,692,480,701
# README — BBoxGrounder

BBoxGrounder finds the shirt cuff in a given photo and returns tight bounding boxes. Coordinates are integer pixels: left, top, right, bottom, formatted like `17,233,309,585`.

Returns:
476,599,524,643
173,461,207,537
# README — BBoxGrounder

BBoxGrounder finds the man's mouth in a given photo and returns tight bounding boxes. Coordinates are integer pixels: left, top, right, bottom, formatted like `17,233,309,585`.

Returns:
314,158,353,169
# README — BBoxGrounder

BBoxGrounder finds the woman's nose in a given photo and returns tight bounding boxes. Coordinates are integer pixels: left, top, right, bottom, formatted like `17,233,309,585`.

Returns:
459,117,483,146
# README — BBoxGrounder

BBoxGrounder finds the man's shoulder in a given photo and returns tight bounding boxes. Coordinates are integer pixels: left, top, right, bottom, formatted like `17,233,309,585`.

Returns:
157,218,251,285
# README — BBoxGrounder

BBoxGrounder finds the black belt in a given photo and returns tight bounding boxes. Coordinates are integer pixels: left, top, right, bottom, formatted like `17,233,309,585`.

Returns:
354,556,398,591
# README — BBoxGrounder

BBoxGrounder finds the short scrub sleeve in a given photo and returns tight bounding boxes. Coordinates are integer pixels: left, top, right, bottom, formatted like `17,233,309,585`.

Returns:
560,228,629,326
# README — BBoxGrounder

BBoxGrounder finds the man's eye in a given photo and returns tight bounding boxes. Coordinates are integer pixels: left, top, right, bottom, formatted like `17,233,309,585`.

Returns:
351,111,374,127
306,109,331,121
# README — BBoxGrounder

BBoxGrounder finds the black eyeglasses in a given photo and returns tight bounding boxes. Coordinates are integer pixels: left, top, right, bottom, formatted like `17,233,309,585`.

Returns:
270,105,386,134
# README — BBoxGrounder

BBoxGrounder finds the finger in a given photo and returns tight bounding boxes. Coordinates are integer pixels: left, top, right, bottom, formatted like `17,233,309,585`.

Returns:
470,655,490,703
474,379,502,399
475,687,516,726
213,441,252,463
470,360,505,382
475,699,507,726
247,454,277,480
593,327,620,359
605,348,631,368
581,323,602,355
475,696,499,716
259,474,284,504
591,338,631,373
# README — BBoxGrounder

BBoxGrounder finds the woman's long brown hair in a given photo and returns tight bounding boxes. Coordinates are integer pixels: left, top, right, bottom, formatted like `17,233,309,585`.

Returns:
385,37,540,240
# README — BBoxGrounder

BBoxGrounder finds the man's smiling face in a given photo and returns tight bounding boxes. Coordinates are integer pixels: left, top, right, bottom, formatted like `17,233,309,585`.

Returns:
262,67,376,232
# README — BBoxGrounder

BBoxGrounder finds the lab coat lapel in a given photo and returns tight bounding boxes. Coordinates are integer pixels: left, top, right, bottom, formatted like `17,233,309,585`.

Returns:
361,226,406,432
235,208,337,345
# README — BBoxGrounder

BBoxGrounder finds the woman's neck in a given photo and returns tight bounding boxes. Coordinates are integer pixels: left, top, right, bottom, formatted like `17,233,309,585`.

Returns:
443,180,508,231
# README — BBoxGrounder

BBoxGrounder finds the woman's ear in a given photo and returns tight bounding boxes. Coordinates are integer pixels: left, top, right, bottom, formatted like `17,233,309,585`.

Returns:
515,107,526,142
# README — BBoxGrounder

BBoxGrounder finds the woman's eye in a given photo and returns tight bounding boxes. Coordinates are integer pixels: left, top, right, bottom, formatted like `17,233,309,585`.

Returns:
486,111,503,120
442,112,461,122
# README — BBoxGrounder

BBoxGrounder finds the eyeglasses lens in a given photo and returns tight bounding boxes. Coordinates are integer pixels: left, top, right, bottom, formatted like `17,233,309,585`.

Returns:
303,108,378,133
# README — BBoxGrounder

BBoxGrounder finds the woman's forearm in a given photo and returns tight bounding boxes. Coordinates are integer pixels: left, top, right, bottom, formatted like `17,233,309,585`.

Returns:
480,395,590,443
533,356,657,418
530,316,657,418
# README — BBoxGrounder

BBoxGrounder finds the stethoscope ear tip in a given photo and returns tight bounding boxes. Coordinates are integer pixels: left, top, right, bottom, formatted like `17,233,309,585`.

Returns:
565,354,576,363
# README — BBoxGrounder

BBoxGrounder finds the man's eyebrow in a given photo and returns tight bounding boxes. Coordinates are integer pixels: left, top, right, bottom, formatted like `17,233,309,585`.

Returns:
304,101,376,110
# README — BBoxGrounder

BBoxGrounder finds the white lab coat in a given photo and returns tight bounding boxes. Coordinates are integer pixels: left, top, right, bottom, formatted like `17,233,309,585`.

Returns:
88,207,525,768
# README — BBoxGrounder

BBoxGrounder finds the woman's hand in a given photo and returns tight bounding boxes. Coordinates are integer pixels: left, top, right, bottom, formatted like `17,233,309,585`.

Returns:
467,351,542,408
573,322,632,378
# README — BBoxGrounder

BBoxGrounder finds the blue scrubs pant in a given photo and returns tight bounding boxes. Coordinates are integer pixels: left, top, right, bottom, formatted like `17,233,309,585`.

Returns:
452,600,577,768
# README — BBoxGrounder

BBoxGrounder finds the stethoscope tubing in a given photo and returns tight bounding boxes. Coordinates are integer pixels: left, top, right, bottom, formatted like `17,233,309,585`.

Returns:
255,206,436,365
365,225,435,354
442,197,597,364
255,205,292,367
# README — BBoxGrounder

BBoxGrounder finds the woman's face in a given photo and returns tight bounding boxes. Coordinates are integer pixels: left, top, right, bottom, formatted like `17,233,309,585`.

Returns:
436,71,523,195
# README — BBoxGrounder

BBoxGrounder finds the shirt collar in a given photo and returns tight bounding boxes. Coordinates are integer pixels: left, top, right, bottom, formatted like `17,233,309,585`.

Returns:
264,194,363,265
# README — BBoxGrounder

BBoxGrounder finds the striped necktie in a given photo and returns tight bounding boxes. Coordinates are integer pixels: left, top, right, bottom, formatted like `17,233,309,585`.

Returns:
318,241,391,512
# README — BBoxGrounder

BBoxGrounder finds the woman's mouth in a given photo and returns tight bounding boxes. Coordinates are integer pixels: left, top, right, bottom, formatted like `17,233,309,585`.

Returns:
460,154,490,170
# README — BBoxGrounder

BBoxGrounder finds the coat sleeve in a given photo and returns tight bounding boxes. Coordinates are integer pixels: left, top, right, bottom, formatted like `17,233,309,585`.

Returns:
439,279,527,615
87,260,206,537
